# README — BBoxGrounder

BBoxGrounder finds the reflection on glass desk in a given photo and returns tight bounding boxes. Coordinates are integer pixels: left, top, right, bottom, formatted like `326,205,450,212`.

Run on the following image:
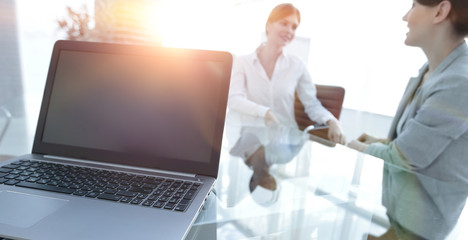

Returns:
187,141,384,240
1,98,468,240
185,112,468,240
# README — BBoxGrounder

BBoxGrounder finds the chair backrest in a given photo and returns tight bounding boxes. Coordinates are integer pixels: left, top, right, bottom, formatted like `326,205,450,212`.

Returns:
294,84,345,142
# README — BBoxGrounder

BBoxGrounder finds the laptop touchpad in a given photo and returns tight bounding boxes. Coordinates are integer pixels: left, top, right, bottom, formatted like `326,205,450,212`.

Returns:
0,191,68,228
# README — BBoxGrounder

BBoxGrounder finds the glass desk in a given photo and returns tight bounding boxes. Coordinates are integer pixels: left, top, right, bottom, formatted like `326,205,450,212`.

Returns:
184,112,468,240
187,141,385,240
1,99,467,240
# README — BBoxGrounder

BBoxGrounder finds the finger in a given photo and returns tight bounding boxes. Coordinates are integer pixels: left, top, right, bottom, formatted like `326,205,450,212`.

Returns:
332,135,339,143
340,135,347,145
327,132,333,141
332,133,343,145
357,133,367,142
347,140,357,149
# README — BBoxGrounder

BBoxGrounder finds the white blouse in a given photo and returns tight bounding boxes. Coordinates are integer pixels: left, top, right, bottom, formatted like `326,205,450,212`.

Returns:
228,50,335,127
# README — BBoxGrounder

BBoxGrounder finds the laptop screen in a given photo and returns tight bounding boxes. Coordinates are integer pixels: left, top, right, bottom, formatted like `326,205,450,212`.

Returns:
33,41,232,177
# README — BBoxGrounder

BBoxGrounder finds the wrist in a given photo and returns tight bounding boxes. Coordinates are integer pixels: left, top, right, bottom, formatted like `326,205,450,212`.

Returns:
326,119,339,128
326,119,334,125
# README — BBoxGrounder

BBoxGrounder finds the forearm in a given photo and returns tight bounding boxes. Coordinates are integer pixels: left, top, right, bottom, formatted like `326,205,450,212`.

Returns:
364,142,411,169
305,104,335,125
228,94,269,119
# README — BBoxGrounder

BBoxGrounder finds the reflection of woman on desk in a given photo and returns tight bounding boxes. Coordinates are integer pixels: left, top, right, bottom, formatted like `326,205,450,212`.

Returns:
349,0,468,239
228,3,345,192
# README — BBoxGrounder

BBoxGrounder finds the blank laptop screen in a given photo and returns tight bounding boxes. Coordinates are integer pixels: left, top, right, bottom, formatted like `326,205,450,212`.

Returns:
41,49,226,164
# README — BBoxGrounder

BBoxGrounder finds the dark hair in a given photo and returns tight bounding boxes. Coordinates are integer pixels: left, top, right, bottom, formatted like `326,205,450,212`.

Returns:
417,0,468,36
265,3,301,34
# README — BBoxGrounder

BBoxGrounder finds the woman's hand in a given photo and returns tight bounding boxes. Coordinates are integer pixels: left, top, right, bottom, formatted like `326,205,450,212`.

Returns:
326,119,346,145
347,140,369,152
347,133,386,152
356,133,387,144
265,110,280,126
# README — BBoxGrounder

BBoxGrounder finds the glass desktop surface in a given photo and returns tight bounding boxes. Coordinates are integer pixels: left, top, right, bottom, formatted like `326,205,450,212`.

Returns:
187,140,384,240
1,98,467,240
184,112,468,240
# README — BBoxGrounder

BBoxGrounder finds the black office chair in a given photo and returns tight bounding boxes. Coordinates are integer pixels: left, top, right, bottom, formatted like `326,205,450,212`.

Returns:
294,84,345,147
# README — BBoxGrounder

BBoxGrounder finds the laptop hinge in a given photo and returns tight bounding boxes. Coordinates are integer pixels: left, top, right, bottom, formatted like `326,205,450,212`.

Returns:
43,155,196,178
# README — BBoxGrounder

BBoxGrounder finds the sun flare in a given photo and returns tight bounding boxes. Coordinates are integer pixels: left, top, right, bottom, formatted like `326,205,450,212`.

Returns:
145,0,230,50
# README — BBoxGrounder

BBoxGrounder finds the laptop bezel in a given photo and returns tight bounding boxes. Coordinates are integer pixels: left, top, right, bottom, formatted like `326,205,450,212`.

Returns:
32,40,232,178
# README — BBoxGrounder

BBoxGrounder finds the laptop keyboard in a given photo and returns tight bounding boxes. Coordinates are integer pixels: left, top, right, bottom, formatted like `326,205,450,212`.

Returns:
0,160,202,212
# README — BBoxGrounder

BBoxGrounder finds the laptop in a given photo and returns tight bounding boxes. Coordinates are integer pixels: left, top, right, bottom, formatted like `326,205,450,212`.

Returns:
0,40,232,240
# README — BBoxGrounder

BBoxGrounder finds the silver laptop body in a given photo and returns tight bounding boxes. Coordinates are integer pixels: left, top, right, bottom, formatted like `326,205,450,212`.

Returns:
0,40,232,240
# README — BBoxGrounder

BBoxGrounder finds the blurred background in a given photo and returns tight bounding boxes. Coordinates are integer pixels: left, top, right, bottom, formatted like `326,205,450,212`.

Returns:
1,0,427,153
